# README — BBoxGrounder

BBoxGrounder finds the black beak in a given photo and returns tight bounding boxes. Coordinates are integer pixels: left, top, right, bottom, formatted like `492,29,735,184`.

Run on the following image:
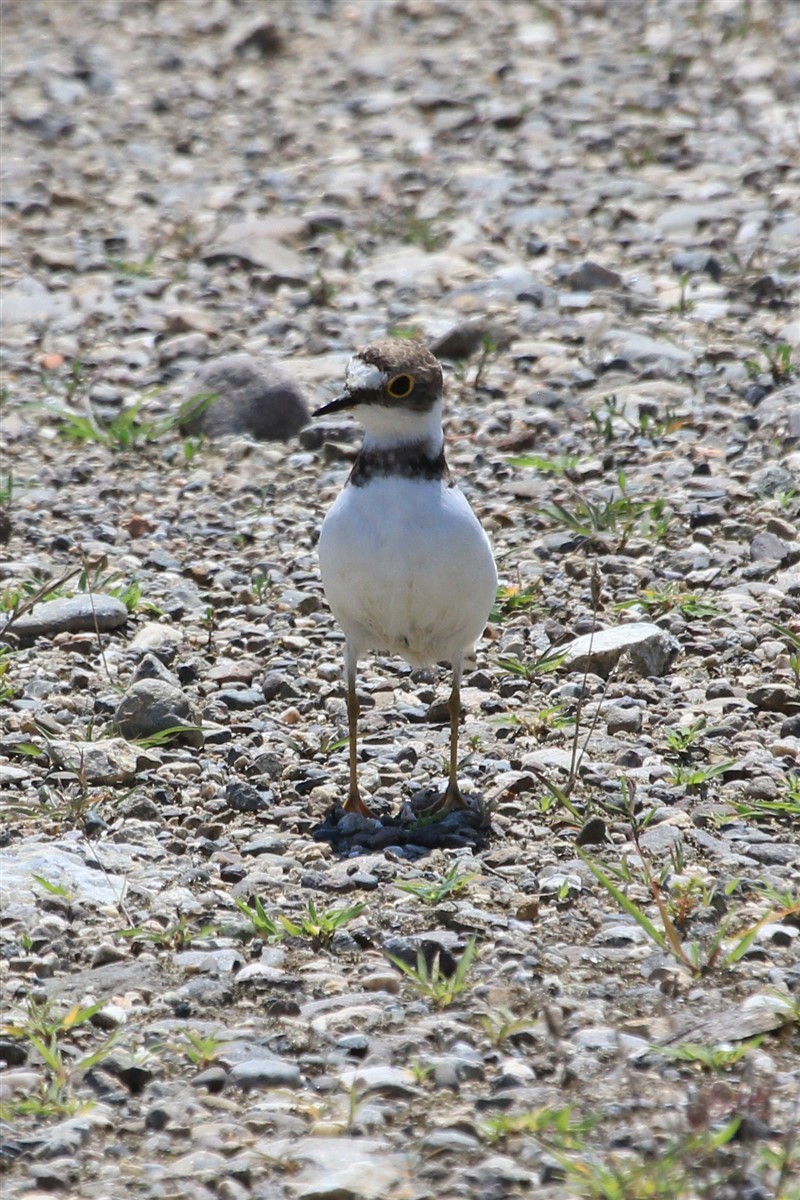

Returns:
313,392,356,418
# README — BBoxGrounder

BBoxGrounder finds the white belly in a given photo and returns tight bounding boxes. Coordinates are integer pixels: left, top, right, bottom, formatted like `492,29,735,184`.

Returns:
318,477,497,666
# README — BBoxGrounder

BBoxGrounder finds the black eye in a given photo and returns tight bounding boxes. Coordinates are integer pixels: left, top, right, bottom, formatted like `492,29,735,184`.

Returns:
387,373,415,399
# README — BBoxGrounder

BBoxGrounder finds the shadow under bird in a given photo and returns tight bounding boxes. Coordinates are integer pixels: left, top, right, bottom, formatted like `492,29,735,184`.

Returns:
314,338,497,817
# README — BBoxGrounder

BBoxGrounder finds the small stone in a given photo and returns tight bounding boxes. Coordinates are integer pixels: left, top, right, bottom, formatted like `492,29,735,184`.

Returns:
638,824,683,855
126,622,183,663
114,680,202,744
225,781,269,813
228,1057,302,1091
191,1066,228,1092
560,260,623,290
604,705,643,734
181,353,308,441
747,685,800,715
750,531,789,562
671,250,723,280
203,220,309,281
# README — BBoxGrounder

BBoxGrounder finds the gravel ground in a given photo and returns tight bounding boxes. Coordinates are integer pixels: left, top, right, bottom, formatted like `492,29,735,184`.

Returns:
1,1,800,1197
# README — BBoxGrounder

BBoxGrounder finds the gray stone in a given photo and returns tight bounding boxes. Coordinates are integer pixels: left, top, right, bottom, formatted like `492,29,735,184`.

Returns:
47,737,138,784
3,594,128,639
130,651,181,686
747,684,799,714
560,260,623,290
228,1057,302,1090
260,1136,410,1200
0,844,126,908
181,353,309,441
114,679,202,744
339,1064,419,1098
33,1117,93,1159
0,276,74,325
126,622,183,663
638,824,683,855
748,465,794,497
421,1127,481,1153
605,704,643,734
203,221,310,281
750,531,789,562
563,622,680,678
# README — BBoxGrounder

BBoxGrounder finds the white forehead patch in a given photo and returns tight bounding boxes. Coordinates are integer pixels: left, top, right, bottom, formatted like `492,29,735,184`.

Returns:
346,355,387,393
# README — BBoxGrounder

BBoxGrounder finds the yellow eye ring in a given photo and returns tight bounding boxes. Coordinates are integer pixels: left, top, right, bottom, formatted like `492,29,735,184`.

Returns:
387,373,415,399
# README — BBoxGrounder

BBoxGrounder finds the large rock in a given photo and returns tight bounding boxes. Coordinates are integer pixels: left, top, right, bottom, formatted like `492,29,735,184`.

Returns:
3,594,128,639
563,622,680,678
47,737,138,784
180,353,309,441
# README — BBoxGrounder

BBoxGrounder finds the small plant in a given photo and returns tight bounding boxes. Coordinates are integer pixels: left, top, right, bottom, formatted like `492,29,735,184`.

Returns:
234,896,286,943
663,718,707,755
770,622,800,687
577,835,800,979
47,390,199,452
387,325,424,341
408,1059,434,1085
557,1118,741,1200
497,646,567,682
385,936,478,1009
491,582,542,622
730,774,800,823
396,862,478,905
473,334,497,390
0,466,13,508
745,341,794,384
117,914,216,950
668,760,735,790
61,359,87,403
318,731,350,756
132,724,204,749
616,583,719,620
657,1036,764,1073
0,646,17,702
397,212,447,252
107,253,156,277
588,394,684,443
0,997,117,1120
309,268,336,306
171,1029,229,1068
31,874,73,899
480,1104,592,1147
278,900,367,948
537,472,672,548
250,570,275,603
479,1006,539,1048
507,453,580,475
671,269,696,314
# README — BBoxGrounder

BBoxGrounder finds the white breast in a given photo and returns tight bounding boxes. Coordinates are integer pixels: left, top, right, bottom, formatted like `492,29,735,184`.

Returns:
318,477,497,666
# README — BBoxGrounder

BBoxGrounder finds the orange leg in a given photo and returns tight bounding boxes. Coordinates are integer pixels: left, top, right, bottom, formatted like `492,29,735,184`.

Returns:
342,648,375,817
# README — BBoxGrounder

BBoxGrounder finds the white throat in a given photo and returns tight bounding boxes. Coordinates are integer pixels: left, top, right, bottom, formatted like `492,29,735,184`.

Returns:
358,398,444,453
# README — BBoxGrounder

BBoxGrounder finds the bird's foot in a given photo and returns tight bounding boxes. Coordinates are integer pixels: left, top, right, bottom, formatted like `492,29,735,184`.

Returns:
426,783,471,816
342,791,378,818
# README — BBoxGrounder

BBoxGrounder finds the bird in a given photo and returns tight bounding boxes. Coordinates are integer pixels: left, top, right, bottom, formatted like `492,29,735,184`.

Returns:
314,338,497,818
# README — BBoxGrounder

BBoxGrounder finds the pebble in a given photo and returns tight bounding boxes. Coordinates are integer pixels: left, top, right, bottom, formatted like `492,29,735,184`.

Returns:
182,353,309,441
114,679,202,745
228,1058,302,1091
